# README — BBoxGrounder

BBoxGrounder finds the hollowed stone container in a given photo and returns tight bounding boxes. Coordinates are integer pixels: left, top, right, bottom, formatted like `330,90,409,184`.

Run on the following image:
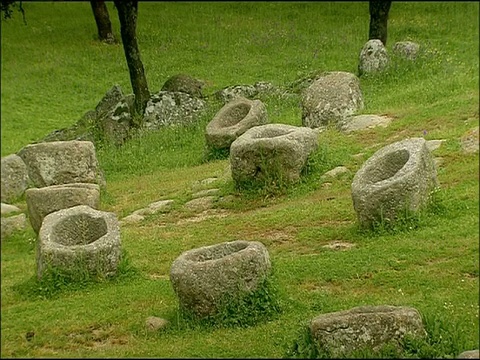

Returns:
230,123,318,187
351,137,438,228
205,96,268,150
37,205,121,280
170,240,271,318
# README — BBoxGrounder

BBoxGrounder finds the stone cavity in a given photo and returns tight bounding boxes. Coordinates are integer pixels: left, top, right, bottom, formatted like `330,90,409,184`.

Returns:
205,97,268,151
170,240,271,318
230,124,318,187
351,137,438,228
37,205,121,280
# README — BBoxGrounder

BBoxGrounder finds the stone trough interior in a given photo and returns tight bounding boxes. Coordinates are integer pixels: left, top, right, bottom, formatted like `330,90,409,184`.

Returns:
51,213,108,246
363,149,410,184
219,103,251,127
184,241,249,262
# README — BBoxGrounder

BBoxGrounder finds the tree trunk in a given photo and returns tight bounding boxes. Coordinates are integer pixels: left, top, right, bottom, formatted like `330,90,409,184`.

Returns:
90,1,116,44
113,0,150,120
368,0,392,46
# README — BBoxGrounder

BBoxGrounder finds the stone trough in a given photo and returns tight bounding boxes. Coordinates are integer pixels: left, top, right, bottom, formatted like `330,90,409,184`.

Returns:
351,137,438,228
205,96,268,151
170,240,271,318
230,124,318,188
37,205,121,280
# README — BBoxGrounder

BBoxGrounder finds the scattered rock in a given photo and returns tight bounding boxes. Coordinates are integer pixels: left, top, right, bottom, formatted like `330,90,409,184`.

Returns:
358,39,389,76
425,139,446,152
192,189,221,199
170,240,271,318
161,73,205,98
457,350,480,359
26,183,101,233
145,316,169,332
341,114,393,133
120,213,145,225
1,213,28,240
301,71,364,129
131,199,174,216
393,41,420,60
17,140,102,188
184,196,217,212
461,127,479,153
351,137,438,228
142,91,206,130
215,81,285,104
1,203,22,216
205,97,269,151
1,154,31,203
321,166,350,179
309,305,426,357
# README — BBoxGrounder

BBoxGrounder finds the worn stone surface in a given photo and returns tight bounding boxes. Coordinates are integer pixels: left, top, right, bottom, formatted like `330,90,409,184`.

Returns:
461,127,479,153
161,74,205,98
131,199,174,217
205,97,269,150
215,81,285,104
37,205,121,280
192,189,221,199
145,316,169,332
230,124,318,187
1,154,31,203
120,213,145,225
393,41,420,60
184,196,216,212
457,350,480,359
26,183,101,233
301,71,364,129
358,39,389,75
1,213,28,240
142,91,206,130
341,115,393,133
1,203,22,216
426,139,446,152
351,137,438,228
310,305,426,357
17,140,101,188
321,166,351,179
170,240,271,318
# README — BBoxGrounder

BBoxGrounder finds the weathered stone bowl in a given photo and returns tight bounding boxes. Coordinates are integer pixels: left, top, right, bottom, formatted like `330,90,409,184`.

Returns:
351,137,438,228
37,205,121,280
205,97,268,151
230,124,318,188
26,183,100,234
170,240,271,318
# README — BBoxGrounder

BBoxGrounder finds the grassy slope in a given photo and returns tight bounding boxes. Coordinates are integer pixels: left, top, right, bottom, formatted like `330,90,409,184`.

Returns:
1,2,479,358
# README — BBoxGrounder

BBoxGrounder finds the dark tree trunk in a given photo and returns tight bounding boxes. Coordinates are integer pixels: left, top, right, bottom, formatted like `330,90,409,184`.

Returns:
113,0,150,120
90,1,116,44
368,0,392,46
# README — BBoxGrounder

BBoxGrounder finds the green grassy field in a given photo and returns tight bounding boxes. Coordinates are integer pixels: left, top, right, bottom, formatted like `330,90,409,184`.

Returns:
1,2,479,358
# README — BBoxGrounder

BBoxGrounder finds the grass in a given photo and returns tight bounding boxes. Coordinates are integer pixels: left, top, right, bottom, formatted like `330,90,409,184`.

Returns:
1,2,479,358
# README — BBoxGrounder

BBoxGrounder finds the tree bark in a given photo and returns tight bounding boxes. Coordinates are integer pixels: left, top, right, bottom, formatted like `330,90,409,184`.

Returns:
90,1,116,44
113,0,150,120
368,0,392,46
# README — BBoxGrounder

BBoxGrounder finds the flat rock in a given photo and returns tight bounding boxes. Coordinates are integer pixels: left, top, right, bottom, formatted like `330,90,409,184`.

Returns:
341,115,393,133
121,213,145,224
321,166,350,179
426,139,446,152
145,316,169,332
1,203,22,216
192,189,220,199
461,127,479,153
184,196,216,212
1,213,28,240
457,350,480,359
